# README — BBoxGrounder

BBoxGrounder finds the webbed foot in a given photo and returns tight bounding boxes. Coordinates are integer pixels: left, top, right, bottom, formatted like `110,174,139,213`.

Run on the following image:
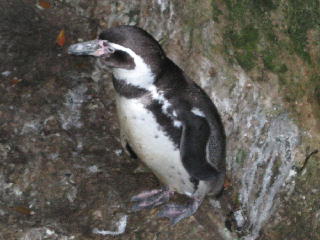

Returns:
131,188,174,211
157,198,202,224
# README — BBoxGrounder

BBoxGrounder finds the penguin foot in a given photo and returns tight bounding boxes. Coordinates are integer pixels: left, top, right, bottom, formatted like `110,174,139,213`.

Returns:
157,198,202,224
131,188,173,211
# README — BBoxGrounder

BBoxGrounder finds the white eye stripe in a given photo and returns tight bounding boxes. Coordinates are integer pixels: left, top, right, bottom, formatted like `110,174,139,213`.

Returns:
108,43,137,56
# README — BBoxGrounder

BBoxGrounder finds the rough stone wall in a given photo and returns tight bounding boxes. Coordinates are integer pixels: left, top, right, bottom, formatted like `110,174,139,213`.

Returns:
0,0,319,240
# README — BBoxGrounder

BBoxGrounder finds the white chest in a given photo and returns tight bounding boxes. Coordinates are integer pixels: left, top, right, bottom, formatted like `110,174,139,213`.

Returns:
115,95,194,194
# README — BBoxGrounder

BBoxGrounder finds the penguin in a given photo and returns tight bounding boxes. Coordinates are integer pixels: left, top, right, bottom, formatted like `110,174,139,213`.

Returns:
68,25,226,224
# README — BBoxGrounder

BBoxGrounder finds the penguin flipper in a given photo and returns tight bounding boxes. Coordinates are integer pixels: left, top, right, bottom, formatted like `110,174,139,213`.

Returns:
179,111,220,181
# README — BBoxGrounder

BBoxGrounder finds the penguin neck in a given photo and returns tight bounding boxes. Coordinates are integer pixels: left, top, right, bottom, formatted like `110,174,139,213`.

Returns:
112,67,155,89
111,61,157,98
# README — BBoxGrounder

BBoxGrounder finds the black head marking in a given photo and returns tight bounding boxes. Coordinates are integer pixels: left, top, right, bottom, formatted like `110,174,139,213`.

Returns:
99,25,166,74
104,50,135,69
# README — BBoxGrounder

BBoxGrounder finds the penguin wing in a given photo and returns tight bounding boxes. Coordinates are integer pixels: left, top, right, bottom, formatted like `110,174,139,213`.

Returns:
179,111,220,181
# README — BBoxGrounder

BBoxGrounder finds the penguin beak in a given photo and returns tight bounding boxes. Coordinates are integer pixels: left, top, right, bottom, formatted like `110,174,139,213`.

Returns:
68,40,115,57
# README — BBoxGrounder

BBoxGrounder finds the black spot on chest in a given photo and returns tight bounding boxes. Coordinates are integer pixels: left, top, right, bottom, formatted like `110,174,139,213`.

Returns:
190,177,199,191
146,100,182,148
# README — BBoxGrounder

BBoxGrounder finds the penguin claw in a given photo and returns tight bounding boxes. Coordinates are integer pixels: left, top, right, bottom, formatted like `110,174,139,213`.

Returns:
130,188,173,211
157,198,202,224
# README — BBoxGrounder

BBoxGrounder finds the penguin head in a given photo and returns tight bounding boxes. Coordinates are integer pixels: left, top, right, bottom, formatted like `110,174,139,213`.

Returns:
68,25,166,87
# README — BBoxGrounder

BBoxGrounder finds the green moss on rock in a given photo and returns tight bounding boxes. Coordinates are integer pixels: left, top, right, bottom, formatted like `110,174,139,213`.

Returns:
235,149,247,165
286,0,320,64
211,1,223,22
227,25,259,70
263,52,288,73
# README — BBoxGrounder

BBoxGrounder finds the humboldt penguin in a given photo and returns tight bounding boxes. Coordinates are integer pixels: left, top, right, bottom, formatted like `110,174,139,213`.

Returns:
68,25,226,224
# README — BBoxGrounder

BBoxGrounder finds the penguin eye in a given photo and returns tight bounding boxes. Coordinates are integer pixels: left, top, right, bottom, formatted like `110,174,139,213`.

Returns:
103,50,135,70
107,47,115,54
